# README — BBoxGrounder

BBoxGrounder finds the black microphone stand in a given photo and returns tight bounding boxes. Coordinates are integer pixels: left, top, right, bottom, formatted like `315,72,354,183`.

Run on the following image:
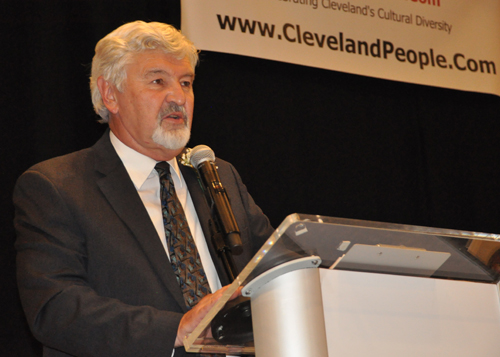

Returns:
208,213,240,281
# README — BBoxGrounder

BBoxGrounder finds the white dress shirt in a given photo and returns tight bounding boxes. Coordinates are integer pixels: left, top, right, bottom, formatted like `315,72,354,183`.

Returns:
109,131,222,293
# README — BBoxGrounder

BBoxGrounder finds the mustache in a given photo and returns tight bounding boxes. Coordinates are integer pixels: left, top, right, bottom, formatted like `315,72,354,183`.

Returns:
159,103,188,121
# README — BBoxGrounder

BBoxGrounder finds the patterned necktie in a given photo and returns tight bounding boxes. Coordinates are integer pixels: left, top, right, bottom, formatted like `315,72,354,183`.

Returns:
155,161,211,309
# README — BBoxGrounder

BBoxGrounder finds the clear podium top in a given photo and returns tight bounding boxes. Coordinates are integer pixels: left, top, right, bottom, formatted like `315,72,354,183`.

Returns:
184,213,500,354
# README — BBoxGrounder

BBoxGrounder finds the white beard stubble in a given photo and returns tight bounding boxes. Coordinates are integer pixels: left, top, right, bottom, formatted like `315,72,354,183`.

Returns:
151,104,191,150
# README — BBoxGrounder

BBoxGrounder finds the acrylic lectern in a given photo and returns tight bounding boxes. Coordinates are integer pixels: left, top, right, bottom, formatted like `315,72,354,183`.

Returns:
184,214,500,356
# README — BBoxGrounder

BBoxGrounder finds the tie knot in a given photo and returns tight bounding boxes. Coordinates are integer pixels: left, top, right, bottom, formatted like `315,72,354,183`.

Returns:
155,161,171,178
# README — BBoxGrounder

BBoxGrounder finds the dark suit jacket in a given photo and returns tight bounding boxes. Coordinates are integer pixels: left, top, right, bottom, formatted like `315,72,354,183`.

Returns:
13,131,274,357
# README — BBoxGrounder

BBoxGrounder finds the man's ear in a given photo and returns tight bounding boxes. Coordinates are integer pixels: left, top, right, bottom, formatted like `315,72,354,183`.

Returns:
97,76,119,114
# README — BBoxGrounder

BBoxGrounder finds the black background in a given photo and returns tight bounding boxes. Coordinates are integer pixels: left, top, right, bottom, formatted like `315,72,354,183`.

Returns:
1,1,499,355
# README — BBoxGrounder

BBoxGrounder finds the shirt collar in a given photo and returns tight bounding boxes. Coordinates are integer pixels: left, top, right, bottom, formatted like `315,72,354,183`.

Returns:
109,131,184,190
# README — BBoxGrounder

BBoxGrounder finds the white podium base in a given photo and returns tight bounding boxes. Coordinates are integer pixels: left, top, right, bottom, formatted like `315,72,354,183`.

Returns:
321,269,500,356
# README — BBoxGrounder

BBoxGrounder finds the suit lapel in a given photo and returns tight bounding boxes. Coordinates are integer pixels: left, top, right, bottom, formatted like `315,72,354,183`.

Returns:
92,132,188,311
178,161,231,285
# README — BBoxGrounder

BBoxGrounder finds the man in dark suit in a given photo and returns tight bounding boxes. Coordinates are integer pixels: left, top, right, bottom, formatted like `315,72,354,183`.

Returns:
14,21,273,356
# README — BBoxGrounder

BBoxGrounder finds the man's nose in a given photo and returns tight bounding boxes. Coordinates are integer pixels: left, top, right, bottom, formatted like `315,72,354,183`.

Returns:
165,82,186,106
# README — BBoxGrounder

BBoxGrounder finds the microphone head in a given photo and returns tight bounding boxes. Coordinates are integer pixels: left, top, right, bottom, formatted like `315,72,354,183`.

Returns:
190,145,216,168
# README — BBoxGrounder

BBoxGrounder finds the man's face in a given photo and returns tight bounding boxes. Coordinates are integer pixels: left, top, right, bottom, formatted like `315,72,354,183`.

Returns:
103,49,195,160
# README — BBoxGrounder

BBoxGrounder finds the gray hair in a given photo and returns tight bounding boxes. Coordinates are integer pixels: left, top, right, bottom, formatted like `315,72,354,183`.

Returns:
90,21,199,122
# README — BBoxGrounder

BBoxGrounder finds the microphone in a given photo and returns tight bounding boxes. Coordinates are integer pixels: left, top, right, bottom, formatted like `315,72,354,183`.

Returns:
190,145,243,255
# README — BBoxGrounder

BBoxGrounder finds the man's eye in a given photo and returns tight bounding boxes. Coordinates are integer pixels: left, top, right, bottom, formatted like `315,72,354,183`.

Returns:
152,79,163,84
181,81,192,88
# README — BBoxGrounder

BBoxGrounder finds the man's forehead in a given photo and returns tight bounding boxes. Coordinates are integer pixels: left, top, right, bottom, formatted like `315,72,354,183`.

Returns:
127,50,194,76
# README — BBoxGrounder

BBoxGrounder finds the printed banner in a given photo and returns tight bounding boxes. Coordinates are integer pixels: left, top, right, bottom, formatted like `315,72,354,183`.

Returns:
181,0,500,97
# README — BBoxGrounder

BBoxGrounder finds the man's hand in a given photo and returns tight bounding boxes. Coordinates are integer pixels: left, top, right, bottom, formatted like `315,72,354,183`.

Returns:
174,285,242,348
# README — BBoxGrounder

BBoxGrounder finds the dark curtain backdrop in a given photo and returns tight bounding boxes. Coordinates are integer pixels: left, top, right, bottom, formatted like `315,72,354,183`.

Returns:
2,1,499,355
